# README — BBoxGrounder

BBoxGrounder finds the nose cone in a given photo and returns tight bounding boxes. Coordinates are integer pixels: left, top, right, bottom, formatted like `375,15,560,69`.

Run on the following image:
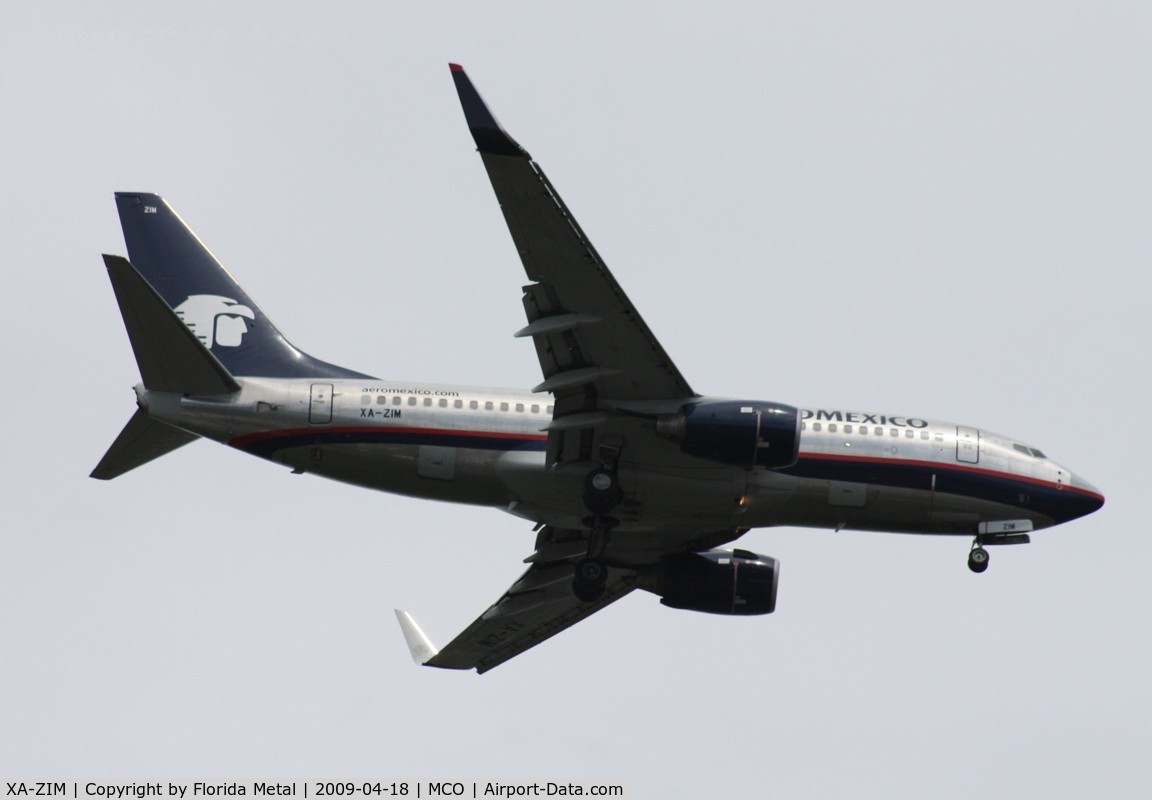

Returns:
1056,474,1105,524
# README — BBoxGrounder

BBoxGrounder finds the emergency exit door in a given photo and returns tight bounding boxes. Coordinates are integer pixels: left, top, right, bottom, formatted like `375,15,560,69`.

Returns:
309,383,333,424
956,426,980,464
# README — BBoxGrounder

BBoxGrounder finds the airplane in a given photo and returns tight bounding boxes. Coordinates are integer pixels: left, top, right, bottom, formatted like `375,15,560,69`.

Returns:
92,64,1104,674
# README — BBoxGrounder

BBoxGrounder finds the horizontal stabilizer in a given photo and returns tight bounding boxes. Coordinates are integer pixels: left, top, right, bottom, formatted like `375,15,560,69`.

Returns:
103,254,240,395
91,408,199,480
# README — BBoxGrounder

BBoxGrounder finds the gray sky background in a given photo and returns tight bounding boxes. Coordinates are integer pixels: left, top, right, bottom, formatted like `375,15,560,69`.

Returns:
2,3,1148,797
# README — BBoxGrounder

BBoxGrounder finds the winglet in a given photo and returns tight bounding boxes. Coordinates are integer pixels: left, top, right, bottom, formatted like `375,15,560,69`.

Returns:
394,610,439,666
449,64,527,157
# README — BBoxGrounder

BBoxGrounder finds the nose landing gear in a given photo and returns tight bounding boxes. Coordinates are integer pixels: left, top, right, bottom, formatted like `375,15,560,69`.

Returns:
966,526,1032,573
967,544,990,573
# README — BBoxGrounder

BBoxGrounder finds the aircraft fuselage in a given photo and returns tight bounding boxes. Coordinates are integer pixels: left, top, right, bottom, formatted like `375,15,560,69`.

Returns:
151,378,1103,547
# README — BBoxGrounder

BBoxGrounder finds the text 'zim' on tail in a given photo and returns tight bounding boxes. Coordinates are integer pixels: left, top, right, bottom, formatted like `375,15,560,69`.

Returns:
114,192,371,380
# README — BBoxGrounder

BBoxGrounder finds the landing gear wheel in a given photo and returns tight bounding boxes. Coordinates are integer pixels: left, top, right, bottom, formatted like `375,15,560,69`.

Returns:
572,557,608,602
968,545,990,574
583,467,622,515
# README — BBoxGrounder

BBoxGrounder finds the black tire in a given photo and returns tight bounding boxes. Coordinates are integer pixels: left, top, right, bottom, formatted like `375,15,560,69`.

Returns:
583,467,622,514
575,557,607,586
572,557,608,601
968,547,990,574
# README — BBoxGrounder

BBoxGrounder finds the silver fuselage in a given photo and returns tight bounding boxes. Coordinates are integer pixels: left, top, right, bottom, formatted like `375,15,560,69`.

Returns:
149,378,1103,545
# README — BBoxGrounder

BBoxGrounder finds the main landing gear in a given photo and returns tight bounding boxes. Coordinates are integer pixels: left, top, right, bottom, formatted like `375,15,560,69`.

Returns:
573,463,622,602
583,467,622,515
573,556,608,602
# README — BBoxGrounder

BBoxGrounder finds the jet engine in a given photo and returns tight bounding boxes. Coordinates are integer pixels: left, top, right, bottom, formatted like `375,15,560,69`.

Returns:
656,400,801,469
637,549,779,615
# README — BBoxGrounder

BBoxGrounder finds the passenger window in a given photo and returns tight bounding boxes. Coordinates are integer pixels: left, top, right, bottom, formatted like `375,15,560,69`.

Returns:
361,395,371,405
801,421,807,431
920,431,928,440
813,422,822,432
934,433,943,442
547,405,554,413
500,402,509,412
454,399,463,409
407,397,417,406
376,395,387,405
829,423,838,433
875,427,883,436
905,430,913,439
392,396,401,406
469,400,478,410
437,398,446,408
515,403,524,412
844,424,853,434
485,401,494,411
889,429,898,437
531,404,540,413
423,397,432,407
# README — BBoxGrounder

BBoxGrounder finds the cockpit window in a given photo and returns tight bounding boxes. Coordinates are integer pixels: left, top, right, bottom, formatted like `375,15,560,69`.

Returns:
1013,443,1047,459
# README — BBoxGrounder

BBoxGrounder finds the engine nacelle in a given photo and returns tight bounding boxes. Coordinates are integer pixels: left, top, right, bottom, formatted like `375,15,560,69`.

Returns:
637,549,779,615
656,400,801,469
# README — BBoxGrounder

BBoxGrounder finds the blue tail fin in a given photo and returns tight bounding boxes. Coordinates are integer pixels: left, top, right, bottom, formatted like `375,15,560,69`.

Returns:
114,192,372,380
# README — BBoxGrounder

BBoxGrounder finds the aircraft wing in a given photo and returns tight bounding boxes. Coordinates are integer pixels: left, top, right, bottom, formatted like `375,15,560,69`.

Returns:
450,65,696,418
414,66,711,673
396,524,745,673
399,558,636,674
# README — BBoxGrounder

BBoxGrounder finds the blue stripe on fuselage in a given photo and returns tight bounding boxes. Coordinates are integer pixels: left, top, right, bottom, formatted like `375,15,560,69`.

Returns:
784,452,1101,525
231,426,547,458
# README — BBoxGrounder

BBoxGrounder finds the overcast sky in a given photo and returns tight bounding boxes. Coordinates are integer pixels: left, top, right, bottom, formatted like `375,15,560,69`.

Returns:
2,3,1149,798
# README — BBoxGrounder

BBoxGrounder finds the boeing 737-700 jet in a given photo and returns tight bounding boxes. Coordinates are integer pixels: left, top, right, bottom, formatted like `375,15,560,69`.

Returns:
92,64,1104,673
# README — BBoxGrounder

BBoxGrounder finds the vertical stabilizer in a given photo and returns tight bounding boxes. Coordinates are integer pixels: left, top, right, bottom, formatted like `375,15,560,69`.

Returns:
114,193,371,380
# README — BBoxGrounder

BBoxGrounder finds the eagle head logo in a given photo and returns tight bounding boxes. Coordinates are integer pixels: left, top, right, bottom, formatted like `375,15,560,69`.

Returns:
173,295,256,349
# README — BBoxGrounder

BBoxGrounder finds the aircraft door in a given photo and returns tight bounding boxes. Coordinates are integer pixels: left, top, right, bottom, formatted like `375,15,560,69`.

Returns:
309,383,334,424
956,426,979,464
